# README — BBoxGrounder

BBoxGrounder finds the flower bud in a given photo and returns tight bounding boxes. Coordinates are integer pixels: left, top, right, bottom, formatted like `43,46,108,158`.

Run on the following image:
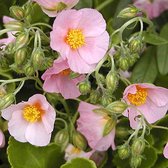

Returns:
101,95,113,107
116,127,130,139
106,101,128,114
103,116,116,136
32,48,45,70
0,86,6,98
43,58,54,70
131,138,146,155
118,6,140,19
14,48,27,66
10,6,24,20
54,129,69,150
106,71,119,93
72,131,87,150
15,31,29,50
79,81,91,95
56,2,67,12
118,57,129,71
118,144,130,160
4,21,23,31
0,93,15,110
128,53,139,67
129,38,142,53
130,156,142,168
93,108,110,116
24,62,35,76
90,90,101,104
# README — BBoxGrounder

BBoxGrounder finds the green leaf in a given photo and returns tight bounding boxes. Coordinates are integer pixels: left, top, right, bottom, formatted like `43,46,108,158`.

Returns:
75,0,93,9
131,46,158,83
153,155,168,168
157,24,168,75
7,137,65,168
151,115,168,153
113,146,157,168
143,32,168,45
61,158,97,168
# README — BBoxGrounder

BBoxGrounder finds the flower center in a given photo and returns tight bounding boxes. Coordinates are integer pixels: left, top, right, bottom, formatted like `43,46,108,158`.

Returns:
65,29,85,49
23,104,44,122
59,68,71,76
127,86,148,106
71,147,81,154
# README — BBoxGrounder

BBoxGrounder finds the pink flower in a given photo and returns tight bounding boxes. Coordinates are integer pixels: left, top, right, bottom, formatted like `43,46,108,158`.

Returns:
50,9,109,74
0,16,16,48
33,0,79,17
133,0,168,19
164,143,168,159
1,94,56,146
77,102,116,151
123,83,168,129
0,130,5,148
65,144,94,161
42,58,84,99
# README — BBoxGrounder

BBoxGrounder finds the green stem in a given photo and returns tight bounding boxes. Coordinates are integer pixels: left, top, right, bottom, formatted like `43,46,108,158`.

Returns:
31,23,52,29
96,0,113,11
58,97,70,116
55,118,68,129
151,125,168,131
14,81,25,95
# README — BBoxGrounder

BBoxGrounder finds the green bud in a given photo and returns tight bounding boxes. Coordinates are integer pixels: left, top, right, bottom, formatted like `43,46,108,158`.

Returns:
0,93,15,110
10,6,24,20
118,57,129,71
103,116,116,136
131,138,146,155
24,62,34,76
15,31,29,50
54,129,69,150
130,156,142,168
90,90,101,104
40,57,54,71
0,86,6,98
32,48,45,70
72,131,87,150
116,127,130,139
101,95,113,107
93,108,110,116
118,144,130,160
106,101,128,114
79,81,91,95
113,51,121,60
128,53,139,67
129,38,143,53
106,71,119,92
118,6,140,19
4,21,23,31
14,48,27,66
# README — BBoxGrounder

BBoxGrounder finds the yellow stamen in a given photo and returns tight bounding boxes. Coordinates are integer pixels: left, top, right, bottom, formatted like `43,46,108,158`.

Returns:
65,29,85,49
71,147,81,154
127,86,148,106
59,68,71,76
23,104,44,122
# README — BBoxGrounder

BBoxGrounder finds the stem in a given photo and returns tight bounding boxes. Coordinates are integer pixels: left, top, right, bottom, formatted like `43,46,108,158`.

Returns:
58,97,70,116
120,76,132,86
151,125,168,131
31,23,52,29
96,0,113,11
72,111,79,125
55,118,68,129
14,81,25,95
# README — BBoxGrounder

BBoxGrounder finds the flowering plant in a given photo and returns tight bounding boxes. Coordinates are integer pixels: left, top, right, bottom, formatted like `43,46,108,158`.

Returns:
0,0,168,168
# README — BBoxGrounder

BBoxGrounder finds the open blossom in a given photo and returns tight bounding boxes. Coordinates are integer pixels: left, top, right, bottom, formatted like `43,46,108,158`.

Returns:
164,143,168,159
1,94,56,146
42,58,84,99
133,0,168,19
0,16,16,48
33,0,79,17
123,83,168,129
0,130,5,148
77,102,115,151
50,9,109,74
65,144,94,161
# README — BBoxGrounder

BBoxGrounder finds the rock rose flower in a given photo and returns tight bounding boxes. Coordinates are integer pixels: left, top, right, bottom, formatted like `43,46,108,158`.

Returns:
1,94,56,146
65,144,94,161
77,102,115,151
123,83,168,129
50,9,109,74
0,130,5,148
164,143,168,159
133,0,168,19
0,16,16,48
33,0,79,17
42,58,84,99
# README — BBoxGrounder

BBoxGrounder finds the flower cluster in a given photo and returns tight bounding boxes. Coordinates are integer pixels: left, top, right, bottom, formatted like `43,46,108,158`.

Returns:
0,0,168,168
